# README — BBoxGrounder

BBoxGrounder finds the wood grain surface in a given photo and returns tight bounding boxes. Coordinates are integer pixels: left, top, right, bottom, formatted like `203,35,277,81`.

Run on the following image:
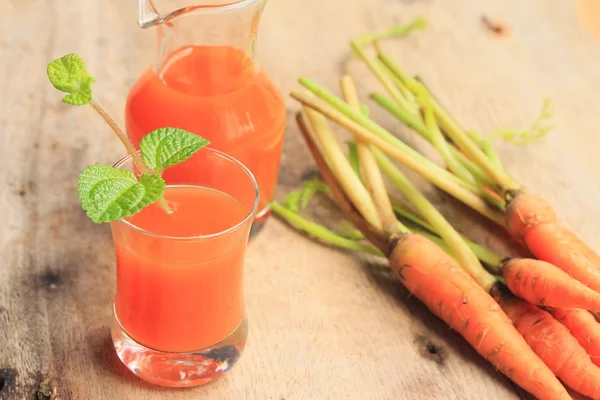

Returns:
1,0,599,399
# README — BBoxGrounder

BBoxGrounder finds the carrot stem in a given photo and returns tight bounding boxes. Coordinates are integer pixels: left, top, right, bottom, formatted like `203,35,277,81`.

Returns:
356,56,480,192
412,87,507,211
271,201,384,257
373,148,497,290
350,41,419,116
353,17,427,47
346,141,363,179
378,61,417,105
389,199,504,268
370,92,502,201
369,92,426,139
298,77,502,207
296,112,392,254
341,75,398,234
290,89,505,226
453,147,496,188
414,76,507,172
302,106,383,231
418,88,475,184
295,160,503,268
88,100,172,214
377,52,520,193
371,93,475,178
296,78,473,192
360,104,370,116
417,230,452,253
482,140,504,169
337,226,365,240
390,200,434,232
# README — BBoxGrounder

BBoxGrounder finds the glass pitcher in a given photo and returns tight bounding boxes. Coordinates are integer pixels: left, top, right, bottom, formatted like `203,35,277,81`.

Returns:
127,0,286,236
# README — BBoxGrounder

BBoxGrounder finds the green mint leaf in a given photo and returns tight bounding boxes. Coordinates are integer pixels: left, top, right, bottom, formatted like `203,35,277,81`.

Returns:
47,53,96,106
77,164,165,223
140,127,210,172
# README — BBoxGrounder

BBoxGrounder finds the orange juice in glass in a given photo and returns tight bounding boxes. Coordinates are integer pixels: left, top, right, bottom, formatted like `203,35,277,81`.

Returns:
111,147,258,387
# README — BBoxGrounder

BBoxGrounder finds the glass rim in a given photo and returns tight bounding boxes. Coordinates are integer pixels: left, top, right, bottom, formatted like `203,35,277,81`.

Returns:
112,148,260,241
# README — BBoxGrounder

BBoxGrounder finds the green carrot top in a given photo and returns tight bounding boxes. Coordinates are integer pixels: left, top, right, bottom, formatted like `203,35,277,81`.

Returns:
47,53,210,223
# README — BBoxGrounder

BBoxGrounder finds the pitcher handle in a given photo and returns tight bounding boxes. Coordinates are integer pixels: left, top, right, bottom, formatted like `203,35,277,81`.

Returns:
138,0,160,28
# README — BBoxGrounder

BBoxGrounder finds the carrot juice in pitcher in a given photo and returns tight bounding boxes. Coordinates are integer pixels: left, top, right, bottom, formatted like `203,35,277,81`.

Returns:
127,0,285,235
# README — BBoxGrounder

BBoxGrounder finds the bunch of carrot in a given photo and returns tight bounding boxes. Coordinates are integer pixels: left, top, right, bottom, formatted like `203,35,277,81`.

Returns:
275,17,600,400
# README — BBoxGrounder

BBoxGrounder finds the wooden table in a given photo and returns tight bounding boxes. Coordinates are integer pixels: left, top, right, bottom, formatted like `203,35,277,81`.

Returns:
2,0,600,399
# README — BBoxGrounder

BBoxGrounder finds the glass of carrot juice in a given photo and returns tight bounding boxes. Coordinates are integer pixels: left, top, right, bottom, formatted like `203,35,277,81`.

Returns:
110,146,258,388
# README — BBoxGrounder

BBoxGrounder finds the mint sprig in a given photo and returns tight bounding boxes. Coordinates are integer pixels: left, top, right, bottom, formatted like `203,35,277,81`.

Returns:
47,53,210,224
140,127,210,172
77,165,166,223
75,125,207,224
47,53,96,106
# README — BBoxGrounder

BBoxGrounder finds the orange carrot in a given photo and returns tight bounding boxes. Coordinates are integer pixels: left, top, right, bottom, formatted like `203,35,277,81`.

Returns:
496,291,600,400
502,257,600,312
308,47,598,397
339,49,600,307
297,110,571,400
505,191,557,238
391,235,571,400
506,191,600,293
551,308,600,368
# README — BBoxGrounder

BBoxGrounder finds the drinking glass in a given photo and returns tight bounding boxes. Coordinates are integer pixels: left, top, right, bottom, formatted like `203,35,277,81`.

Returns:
110,148,258,387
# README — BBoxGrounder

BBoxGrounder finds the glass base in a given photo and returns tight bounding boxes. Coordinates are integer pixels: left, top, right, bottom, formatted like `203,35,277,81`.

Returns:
249,204,271,239
111,312,248,388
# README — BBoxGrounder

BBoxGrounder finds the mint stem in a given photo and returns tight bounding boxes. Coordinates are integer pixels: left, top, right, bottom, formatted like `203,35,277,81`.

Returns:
89,100,150,173
88,100,172,214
